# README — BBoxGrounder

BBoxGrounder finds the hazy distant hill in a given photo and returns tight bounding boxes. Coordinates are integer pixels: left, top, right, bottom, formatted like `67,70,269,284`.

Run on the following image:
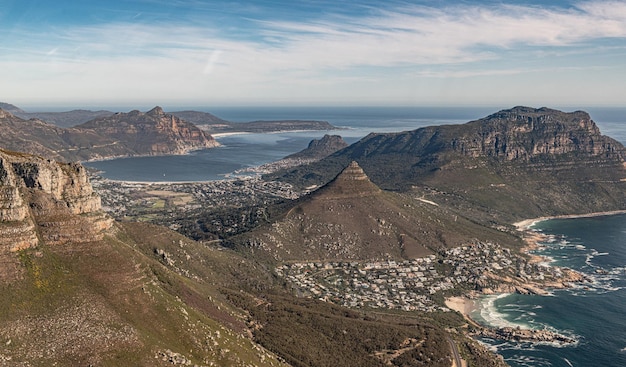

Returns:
0,102,26,114
172,110,339,133
270,107,626,221
16,109,115,127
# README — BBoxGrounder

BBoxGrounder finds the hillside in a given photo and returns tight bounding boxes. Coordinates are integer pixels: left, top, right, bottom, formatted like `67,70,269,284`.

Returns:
270,107,626,222
13,109,115,127
232,161,521,262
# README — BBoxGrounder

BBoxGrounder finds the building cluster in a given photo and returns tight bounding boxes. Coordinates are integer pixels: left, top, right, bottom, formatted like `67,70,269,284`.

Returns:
276,242,559,313
90,175,299,220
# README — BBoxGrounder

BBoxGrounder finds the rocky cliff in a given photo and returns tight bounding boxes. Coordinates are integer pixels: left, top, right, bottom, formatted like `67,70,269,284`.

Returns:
1,149,112,280
450,106,622,161
74,106,219,158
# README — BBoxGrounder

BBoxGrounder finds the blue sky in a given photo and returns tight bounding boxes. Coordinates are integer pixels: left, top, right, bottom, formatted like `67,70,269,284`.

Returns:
1,0,626,109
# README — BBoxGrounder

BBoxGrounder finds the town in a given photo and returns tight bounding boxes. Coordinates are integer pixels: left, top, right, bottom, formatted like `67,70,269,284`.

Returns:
275,242,570,313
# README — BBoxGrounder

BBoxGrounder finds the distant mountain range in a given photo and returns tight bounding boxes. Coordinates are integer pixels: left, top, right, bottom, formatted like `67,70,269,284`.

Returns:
0,102,339,162
0,106,218,162
1,102,338,132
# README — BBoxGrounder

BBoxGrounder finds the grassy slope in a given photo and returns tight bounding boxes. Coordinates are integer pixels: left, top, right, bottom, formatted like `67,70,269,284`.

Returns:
0,222,286,367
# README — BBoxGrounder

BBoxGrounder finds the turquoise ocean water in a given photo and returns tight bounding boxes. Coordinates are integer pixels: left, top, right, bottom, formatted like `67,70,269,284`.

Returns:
85,106,626,366
471,215,626,367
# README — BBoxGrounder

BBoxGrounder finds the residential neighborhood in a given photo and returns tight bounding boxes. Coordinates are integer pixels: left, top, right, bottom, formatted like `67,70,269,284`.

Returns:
275,242,571,313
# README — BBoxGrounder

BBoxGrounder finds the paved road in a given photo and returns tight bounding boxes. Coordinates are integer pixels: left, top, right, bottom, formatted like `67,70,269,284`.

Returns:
447,336,463,367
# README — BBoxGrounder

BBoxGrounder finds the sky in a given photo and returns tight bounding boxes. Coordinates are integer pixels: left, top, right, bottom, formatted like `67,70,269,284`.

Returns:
1,0,626,109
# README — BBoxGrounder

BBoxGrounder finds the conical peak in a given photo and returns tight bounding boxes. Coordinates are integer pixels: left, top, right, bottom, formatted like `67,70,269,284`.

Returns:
337,161,369,181
314,161,381,199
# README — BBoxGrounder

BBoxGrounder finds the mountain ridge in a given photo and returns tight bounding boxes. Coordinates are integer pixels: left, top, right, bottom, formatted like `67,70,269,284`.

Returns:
0,106,219,162
269,106,626,222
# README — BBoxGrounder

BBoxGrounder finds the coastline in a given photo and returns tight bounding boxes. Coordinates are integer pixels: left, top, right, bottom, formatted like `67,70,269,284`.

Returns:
445,296,481,328
513,209,626,231
515,210,626,265
444,212,626,345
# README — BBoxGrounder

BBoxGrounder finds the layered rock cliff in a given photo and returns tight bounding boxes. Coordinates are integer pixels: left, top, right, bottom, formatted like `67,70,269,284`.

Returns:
450,107,622,161
0,149,112,273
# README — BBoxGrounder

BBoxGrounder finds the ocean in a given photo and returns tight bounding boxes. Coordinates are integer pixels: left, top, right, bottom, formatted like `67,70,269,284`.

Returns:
471,215,626,367
84,106,626,366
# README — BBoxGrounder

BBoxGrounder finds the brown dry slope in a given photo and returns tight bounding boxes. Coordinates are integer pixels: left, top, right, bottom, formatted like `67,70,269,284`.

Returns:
234,161,519,261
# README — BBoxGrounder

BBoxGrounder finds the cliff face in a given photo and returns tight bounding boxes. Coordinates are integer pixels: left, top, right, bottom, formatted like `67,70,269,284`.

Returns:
450,107,622,161
0,149,112,255
286,134,349,160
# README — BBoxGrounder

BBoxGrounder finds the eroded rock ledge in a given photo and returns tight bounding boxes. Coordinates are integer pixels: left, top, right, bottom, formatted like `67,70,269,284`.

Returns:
471,326,577,345
1,148,113,281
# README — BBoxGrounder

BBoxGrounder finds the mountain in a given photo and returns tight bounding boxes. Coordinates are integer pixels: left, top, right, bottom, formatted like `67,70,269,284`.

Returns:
285,134,349,160
0,102,114,127
0,148,294,366
232,161,520,262
169,110,230,125
270,107,626,222
75,106,219,158
0,102,26,114
0,107,218,162
14,109,115,127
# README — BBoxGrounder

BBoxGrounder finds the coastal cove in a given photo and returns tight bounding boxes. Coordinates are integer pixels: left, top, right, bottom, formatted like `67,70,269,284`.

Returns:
454,213,626,367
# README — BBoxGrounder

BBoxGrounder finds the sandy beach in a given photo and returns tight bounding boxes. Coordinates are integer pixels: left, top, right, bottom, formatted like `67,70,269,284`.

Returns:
445,296,481,328
513,210,626,231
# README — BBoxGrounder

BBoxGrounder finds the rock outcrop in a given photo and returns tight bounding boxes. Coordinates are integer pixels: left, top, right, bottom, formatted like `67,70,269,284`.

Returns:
286,134,349,160
450,107,622,161
314,160,381,199
1,149,112,269
472,326,577,345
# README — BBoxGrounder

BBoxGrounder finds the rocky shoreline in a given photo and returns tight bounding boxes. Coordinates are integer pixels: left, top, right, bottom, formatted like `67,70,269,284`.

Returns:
470,326,577,345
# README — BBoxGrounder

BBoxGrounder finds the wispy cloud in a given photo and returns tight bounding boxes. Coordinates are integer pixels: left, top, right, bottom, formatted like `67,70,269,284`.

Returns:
2,1,626,106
